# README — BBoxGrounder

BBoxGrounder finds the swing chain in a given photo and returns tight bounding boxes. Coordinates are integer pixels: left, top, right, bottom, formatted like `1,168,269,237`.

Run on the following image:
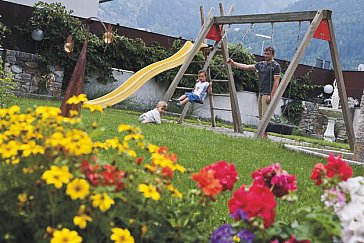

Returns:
295,21,302,51
241,23,254,43
229,23,254,60
270,22,275,47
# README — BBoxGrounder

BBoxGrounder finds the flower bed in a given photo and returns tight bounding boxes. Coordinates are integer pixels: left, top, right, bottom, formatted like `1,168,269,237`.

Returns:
0,95,363,242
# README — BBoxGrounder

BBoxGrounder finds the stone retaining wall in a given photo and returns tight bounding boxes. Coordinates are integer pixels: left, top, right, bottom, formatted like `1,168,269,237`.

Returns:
299,101,351,141
4,50,63,98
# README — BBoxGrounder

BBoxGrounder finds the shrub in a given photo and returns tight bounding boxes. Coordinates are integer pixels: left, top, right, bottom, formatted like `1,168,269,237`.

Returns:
0,60,17,107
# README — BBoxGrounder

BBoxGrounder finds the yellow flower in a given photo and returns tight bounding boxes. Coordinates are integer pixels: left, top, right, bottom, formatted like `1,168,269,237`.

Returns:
66,178,90,200
73,214,92,229
141,225,148,237
91,193,115,212
66,94,88,105
147,144,159,153
18,193,28,203
35,106,61,120
0,141,19,159
82,103,103,112
167,185,183,199
20,141,45,157
138,184,160,201
69,110,79,117
174,164,186,173
42,166,73,189
137,142,145,149
110,227,134,243
117,124,141,133
50,228,82,243
62,130,93,156
124,134,144,142
126,150,137,158
5,156,20,165
23,167,34,174
8,105,20,115
144,164,155,173
233,235,241,242
105,138,121,149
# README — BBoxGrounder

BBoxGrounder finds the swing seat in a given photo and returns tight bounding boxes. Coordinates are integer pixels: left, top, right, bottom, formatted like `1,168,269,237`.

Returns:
194,92,207,104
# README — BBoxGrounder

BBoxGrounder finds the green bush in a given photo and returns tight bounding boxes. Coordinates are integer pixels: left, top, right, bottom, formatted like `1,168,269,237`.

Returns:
0,60,17,107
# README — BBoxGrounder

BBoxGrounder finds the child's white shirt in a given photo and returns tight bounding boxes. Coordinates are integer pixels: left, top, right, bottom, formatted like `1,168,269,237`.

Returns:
193,81,209,98
139,108,161,124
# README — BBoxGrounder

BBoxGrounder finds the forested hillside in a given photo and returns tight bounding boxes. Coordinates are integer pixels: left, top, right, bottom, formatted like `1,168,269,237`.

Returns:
98,0,295,38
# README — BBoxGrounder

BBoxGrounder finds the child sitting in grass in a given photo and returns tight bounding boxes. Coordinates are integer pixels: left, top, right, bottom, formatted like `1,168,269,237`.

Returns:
172,69,211,107
139,100,167,124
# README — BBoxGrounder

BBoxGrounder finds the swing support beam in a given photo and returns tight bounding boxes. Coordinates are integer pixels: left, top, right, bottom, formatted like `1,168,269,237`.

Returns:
214,11,330,24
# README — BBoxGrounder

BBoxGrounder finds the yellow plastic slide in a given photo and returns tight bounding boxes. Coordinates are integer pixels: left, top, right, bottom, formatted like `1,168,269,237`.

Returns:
86,41,202,108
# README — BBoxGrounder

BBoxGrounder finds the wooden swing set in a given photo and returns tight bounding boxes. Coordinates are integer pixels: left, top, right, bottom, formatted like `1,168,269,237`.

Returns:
163,3,355,151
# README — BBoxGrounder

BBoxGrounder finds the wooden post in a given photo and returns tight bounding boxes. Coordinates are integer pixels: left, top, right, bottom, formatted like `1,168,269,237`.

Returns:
163,8,215,102
207,67,216,127
255,10,324,138
219,3,242,133
178,5,209,124
327,17,355,150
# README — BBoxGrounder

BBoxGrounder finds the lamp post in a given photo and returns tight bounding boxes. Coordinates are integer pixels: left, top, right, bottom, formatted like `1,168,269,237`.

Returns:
60,17,113,117
255,34,272,56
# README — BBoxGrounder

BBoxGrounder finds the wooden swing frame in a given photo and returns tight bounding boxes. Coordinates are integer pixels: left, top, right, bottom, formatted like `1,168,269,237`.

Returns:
164,7,355,150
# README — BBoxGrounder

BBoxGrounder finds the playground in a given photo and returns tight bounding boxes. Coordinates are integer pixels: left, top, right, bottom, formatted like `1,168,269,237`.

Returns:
1,2,364,243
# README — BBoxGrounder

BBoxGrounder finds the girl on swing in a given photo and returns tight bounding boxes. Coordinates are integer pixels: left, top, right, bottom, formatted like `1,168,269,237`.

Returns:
173,69,212,107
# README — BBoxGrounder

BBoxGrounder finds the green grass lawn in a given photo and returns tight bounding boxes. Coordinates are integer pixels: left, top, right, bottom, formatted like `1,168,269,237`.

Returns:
13,97,364,231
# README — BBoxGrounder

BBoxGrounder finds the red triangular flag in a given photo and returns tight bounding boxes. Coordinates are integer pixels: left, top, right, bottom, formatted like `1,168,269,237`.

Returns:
313,19,331,41
206,24,223,42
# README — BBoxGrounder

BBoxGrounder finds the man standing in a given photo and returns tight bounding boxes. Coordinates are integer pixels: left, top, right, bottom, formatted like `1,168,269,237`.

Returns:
227,46,281,137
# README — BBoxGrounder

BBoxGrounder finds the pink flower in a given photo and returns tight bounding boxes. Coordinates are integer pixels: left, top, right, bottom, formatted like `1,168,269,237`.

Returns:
252,163,297,197
205,161,238,191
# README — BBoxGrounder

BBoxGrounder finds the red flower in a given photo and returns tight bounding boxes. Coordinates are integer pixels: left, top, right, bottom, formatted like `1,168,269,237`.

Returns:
135,157,143,165
162,167,174,178
252,163,296,197
271,235,310,243
310,163,326,185
325,154,352,181
81,161,125,191
86,172,99,186
81,160,94,174
205,161,238,191
158,146,169,154
192,169,223,197
228,183,277,228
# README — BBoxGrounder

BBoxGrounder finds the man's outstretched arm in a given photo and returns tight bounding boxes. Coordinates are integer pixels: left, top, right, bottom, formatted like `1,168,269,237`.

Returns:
227,58,256,71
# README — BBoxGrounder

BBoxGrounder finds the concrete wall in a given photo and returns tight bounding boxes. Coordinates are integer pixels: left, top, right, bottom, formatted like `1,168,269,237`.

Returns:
83,69,168,110
192,91,285,126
